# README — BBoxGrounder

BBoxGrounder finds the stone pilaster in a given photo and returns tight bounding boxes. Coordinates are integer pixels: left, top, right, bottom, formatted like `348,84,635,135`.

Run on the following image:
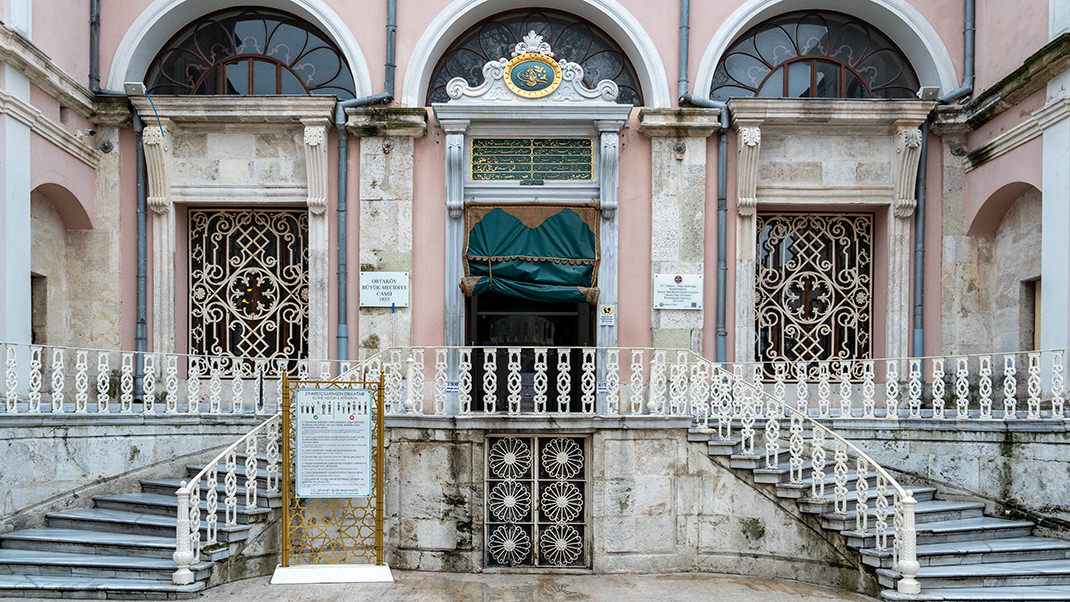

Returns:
638,109,721,352
734,122,761,363
597,121,623,348
346,108,428,353
302,118,330,361
888,123,924,360
1036,93,1070,353
441,120,468,348
142,118,175,355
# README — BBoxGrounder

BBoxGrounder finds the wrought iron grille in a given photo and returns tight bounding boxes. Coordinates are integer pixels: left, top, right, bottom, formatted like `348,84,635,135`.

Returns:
427,9,642,105
145,8,356,98
710,11,919,101
485,435,588,568
756,213,872,378
189,209,309,368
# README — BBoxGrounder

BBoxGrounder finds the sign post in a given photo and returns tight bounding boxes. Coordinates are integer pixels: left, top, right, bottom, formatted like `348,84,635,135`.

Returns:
272,373,391,584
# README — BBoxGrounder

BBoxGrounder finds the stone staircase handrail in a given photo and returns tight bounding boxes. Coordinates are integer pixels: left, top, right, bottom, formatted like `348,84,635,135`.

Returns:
172,413,280,585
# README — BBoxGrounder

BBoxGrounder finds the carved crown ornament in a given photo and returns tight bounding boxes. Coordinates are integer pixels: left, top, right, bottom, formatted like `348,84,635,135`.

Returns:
444,31,619,104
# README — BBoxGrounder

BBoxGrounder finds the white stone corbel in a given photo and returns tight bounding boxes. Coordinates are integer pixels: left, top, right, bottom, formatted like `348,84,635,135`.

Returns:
736,124,761,216
892,124,924,218
301,118,330,215
141,118,172,214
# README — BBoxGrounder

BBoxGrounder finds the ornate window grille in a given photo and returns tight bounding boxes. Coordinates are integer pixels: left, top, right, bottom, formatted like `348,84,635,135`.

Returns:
710,11,919,101
145,8,356,98
427,9,642,105
189,209,309,369
756,213,873,378
485,435,588,568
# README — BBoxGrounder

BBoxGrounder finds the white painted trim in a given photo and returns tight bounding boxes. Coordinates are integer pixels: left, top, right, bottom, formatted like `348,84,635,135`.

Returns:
0,90,100,168
106,0,373,96
401,0,671,107
0,25,95,116
693,0,958,99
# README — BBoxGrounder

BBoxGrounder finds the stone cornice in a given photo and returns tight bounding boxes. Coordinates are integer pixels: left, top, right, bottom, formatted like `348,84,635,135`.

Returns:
433,102,632,128
0,24,95,117
959,32,1070,131
727,98,934,128
345,107,428,137
0,89,100,168
129,96,336,123
637,108,721,137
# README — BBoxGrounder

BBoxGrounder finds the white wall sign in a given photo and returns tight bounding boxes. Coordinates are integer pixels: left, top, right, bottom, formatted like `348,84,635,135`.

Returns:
295,389,373,498
359,271,409,307
598,304,616,326
653,274,704,310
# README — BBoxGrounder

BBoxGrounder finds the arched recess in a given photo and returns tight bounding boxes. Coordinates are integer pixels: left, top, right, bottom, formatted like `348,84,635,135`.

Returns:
30,183,93,231
694,0,958,98
106,0,373,96
401,0,672,107
968,181,1042,239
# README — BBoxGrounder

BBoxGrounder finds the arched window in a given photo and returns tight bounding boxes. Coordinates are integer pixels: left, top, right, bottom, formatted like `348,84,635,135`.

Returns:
710,11,919,101
145,8,355,98
427,9,642,105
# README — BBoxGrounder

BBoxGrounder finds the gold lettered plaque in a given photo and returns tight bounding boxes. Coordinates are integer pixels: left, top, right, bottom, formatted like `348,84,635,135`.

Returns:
504,53,562,98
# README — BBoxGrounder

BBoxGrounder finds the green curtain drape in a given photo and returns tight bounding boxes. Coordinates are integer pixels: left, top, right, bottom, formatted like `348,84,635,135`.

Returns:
461,206,600,304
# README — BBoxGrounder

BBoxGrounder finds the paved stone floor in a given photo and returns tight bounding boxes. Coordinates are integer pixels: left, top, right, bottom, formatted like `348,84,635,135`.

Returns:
191,571,879,601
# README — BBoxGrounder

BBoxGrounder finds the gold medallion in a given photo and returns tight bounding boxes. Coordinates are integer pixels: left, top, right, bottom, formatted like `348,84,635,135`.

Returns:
504,53,562,98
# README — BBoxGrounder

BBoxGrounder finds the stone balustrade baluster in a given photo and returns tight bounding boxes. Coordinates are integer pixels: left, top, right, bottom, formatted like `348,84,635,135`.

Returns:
507,348,522,415
908,359,922,418
75,350,89,414
555,349,570,414
434,348,448,416
458,348,472,415
1003,355,1018,419
582,349,597,414
629,350,645,415
533,348,548,415
1028,352,1041,419
885,360,899,419
833,442,849,514
956,357,970,419
28,346,41,413
606,348,620,416
931,358,945,419
979,356,993,419
50,348,65,413
143,354,156,415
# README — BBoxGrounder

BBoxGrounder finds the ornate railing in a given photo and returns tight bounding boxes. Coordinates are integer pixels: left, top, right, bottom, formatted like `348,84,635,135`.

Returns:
0,342,361,416
172,413,280,584
708,359,922,595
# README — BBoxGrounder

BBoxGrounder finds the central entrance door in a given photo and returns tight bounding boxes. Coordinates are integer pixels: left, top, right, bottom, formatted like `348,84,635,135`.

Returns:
467,293,594,413
461,205,600,412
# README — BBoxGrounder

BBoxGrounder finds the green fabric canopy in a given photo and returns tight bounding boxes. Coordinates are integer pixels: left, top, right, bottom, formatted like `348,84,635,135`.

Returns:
461,206,600,304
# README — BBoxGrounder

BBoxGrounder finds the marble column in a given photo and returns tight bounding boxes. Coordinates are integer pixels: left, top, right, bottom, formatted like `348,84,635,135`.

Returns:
142,118,175,355
733,122,761,363
302,119,330,361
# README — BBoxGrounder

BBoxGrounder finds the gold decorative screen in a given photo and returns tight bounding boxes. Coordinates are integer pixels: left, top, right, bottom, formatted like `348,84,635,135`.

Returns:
188,208,308,367
756,213,873,378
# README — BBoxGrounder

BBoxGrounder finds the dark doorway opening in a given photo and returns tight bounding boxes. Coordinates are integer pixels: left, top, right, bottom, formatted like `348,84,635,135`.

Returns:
466,293,594,412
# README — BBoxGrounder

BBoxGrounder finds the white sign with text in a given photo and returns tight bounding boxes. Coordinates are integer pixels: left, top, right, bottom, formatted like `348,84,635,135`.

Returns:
295,389,373,498
359,272,409,307
652,274,703,310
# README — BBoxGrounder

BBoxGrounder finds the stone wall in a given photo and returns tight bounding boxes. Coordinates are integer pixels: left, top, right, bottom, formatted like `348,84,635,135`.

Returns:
172,126,306,194
29,192,69,346
941,187,1042,354
383,420,872,593
0,416,264,530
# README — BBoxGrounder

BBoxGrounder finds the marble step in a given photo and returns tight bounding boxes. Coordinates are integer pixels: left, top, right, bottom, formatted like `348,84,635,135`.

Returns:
0,549,213,582
877,558,1070,589
823,500,985,531
861,537,1070,569
140,478,281,509
0,528,225,562
0,572,204,599
47,508,249,543
844,517,1036,549
881,584,1070,601
93,492,270,524
186,463,273,489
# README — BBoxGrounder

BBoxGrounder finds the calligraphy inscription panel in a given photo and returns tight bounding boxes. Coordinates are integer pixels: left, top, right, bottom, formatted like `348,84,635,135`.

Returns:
471,137,593,182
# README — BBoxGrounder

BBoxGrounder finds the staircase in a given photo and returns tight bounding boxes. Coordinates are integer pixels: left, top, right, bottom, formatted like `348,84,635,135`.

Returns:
692,428,1070,601
0,455,279,599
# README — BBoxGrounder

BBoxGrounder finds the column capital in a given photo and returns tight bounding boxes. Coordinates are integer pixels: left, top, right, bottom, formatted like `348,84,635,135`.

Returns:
346,107,428,137
141,118,173,215
638,108,721,137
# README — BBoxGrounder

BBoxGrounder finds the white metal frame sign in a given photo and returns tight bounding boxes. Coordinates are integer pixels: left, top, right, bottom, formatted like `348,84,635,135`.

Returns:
652,274,704,310
295,388,374,498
